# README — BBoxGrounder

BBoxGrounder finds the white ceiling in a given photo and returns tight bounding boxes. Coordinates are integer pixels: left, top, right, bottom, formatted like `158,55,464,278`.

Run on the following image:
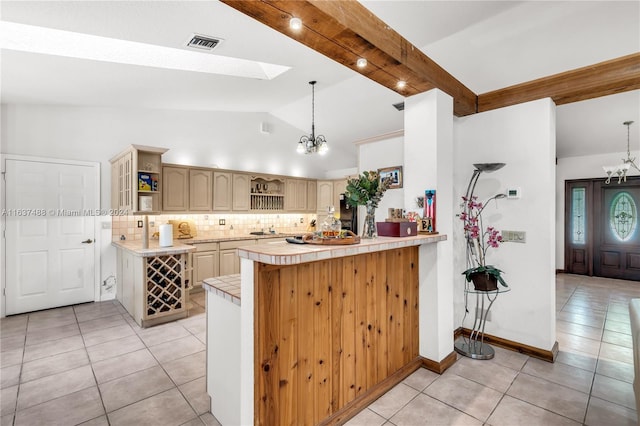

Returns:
1,1,639,168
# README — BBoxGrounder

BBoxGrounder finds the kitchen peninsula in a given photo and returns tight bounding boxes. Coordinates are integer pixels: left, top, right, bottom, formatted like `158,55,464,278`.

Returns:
204,233,447,425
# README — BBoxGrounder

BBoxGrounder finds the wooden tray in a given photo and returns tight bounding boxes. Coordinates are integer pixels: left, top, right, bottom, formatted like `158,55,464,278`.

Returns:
302,230,361,245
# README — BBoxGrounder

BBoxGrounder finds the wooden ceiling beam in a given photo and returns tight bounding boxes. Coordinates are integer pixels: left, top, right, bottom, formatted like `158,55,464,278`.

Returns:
220,0,477,116
221,1,639,118
478,53,640,112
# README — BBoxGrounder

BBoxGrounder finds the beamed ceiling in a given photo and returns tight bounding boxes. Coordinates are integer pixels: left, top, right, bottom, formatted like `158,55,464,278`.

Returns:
222,0,640,117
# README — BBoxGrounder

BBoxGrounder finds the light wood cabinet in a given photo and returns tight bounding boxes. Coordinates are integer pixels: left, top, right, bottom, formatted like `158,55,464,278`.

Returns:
162,166,189,211
317,180,334,214
251,176,285,211
189,169,213,211
285,178,311,211
333,179,348,212
110,145,167,213
193,249,220,288
306,180,317,212
213,172,233,211
232,173,251,211
219,240,257,276
115,247,188,328
219,250,239,276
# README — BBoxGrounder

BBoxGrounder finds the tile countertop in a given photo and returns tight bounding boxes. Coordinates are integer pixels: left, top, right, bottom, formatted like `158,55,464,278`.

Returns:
202,274,241,305
112,240,196,257
112,232,302,256
173,231,302,244
238,233,447,266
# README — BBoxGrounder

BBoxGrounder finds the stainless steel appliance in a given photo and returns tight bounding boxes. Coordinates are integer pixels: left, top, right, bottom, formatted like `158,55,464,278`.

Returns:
338,193,357,232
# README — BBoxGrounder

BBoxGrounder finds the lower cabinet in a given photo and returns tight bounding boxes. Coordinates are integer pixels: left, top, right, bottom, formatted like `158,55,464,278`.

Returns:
192,243,220,289
116,247,189,327
190,239,257,288
219,240,257,275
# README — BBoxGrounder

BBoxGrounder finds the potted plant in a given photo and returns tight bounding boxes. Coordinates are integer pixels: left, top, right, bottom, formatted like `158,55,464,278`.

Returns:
345,171,392,238
460,195,508,291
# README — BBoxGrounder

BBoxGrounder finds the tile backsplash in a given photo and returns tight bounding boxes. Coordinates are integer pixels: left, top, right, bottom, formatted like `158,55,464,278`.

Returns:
112,213,318,241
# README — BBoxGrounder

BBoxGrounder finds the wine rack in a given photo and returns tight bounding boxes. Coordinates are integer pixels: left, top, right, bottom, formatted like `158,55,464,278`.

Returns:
145,254,185,319
251,194,284,210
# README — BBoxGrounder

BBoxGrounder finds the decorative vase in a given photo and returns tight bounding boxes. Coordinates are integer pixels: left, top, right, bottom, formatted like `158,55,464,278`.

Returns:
470,271,498,291
362,202,377,239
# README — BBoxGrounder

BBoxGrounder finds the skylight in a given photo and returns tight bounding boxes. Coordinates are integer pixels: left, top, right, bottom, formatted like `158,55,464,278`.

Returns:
0,21,291,80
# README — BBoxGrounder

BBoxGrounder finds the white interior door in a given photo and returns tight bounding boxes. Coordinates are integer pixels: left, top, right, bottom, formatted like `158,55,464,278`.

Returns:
5,158,97,315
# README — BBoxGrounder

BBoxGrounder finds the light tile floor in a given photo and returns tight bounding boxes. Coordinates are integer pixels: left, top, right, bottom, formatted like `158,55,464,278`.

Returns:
1,275,638,425
0,290,220,426
347,274,639,426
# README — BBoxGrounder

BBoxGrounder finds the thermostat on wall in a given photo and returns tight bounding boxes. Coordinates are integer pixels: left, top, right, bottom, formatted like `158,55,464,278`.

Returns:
507,188,521,199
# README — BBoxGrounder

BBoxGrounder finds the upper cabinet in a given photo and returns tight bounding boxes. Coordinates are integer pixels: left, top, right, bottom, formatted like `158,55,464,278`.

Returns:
110,145,167,214
317,180,333,214
213,172,233,211
162,166,189,212
189,169,213,211
285,178,311,212
250,176,284,211
333,179,348,212
232,174,251,211
307,180,317,212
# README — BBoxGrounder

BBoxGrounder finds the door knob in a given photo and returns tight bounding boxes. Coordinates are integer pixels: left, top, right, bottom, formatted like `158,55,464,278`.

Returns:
81,239,93,244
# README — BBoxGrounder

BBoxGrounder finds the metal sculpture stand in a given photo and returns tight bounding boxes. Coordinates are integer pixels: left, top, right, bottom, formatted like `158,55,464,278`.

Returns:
455,288,509,360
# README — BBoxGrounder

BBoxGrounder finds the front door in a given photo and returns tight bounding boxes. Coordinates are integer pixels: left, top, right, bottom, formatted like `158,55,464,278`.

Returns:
4,158,98,315
594,180,640,280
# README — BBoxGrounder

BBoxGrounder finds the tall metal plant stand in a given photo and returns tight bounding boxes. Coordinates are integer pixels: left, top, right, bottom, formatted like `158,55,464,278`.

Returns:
454,287,510,360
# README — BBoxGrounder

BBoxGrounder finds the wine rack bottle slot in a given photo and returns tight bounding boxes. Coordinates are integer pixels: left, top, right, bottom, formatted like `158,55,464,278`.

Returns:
145,254,185,319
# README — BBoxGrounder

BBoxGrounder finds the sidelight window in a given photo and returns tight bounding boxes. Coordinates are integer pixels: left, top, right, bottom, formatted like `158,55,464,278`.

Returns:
610,191,637,242
571,187,586,244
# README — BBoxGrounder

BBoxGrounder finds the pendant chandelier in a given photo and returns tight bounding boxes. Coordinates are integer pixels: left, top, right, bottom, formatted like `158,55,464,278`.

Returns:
297,81,328,155
603,121,639,184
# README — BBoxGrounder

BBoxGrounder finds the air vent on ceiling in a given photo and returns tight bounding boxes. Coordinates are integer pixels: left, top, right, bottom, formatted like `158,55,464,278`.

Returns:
186,34,223,51
392,102,405,111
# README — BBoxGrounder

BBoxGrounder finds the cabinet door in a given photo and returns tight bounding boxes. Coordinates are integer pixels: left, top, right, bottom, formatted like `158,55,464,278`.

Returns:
162,166,189,211
189,169,213,211
306,180,317,212
213,172,233,211
317,180,334,213
295,180,307,211
111,160,119,210
121,251,135,315
284,179,297,211
114,152,134,212
232,173,251,211
333,179,348,212
193,251,220,288
220,249,240,276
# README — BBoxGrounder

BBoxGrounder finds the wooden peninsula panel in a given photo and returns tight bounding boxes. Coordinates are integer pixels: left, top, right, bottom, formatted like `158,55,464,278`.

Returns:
254,246,419,425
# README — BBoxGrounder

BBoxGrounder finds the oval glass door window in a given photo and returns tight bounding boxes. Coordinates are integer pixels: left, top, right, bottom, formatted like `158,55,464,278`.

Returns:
610,191,637,242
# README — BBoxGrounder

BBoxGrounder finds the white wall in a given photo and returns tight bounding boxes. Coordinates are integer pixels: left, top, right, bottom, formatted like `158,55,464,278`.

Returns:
454,98,557,351
0,105,348,202
555,151,639,269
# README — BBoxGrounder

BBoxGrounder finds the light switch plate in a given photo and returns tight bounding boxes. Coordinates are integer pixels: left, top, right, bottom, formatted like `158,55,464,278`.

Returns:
502,230,526,243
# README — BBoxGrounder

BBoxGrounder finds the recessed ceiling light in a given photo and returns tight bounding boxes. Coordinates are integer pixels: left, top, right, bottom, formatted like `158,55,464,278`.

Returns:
397,80,407,89
356,58,367,68
290,17,303,30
